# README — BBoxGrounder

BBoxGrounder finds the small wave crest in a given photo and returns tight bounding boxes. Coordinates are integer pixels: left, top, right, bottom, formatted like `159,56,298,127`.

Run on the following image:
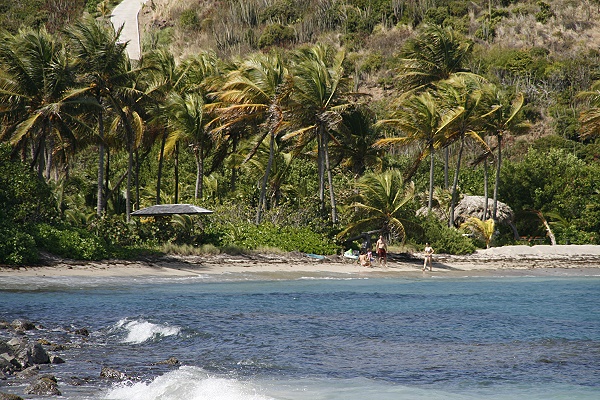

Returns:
104,366,272,400
114,318,181,344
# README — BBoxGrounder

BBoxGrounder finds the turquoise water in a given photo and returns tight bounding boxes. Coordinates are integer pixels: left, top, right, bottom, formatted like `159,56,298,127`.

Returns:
0,275,598,399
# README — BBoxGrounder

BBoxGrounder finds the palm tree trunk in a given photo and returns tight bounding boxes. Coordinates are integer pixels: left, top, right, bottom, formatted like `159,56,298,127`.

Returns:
103,147,110,211
483,156,489,220
45,132,54,180
174,142,179,203
448,135,465,227
323,131,337,223
135,149,140,211
444,147,449,189
492,134,502,220
194,150,201,200
256,132,275,225
317,125,325,213
97,108,105,215
126,137,133,222
156,127,167,205
428,142,434,212
230,132,239,192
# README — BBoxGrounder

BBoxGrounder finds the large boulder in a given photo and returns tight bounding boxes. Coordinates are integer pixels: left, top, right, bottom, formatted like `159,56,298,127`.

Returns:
17,343,50,367
10,320,35,332
418,195,519,238
24,375,61,396
100,367,127,380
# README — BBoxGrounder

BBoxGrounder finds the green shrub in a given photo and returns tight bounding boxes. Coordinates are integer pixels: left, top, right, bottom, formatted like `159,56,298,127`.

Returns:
206,222,339,255
35,224,107,261
88,215,140,247
0,224,38,265
535,1,554,24
180,9,200,30
420,216,476,255
0,144,58,225
258,23,296,48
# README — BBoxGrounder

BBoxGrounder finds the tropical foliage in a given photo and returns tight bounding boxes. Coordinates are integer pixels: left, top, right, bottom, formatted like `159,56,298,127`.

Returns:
1,1,600,264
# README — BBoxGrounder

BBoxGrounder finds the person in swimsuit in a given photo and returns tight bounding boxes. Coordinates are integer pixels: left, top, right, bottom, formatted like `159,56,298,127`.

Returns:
376,235,387,267
423,243,434,271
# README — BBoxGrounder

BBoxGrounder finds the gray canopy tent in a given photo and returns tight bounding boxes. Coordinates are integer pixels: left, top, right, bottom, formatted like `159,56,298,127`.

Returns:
131,204,213,216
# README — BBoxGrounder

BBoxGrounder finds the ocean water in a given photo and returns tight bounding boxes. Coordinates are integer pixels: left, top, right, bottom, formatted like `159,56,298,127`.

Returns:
0,273,598,399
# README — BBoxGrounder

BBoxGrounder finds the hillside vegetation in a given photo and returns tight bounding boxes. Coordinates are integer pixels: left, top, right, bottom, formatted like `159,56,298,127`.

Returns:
0,0,599,264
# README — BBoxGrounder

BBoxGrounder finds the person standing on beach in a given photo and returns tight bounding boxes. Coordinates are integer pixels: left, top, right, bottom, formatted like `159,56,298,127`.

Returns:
423,243,434,271
376,235,387,267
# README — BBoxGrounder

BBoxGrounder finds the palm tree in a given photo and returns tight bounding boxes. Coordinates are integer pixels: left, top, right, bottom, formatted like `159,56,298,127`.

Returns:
0,27,90,180
397,24,473,189
376,91,445,213
578,80,600,141
435,74,493,227
65,16,134,216
142,47,190,205
484,88,529,220
337,169,415,242
331,103,382,178
216,51,292,224
460,217,495,248
284,43,351,223
397,24,473,93
164,90,212,200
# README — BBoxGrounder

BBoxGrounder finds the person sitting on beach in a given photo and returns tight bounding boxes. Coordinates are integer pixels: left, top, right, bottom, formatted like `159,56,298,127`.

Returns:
423,242,434,271
376,235,387,267
359,250,371,267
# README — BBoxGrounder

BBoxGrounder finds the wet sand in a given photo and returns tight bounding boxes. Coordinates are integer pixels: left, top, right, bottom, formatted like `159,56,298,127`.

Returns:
1,245,599,279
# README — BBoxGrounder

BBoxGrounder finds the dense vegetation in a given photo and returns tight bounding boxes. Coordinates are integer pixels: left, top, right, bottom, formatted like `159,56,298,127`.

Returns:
1,0,599,264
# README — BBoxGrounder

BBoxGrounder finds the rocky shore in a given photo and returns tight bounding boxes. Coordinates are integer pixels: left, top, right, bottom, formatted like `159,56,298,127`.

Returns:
0,318,181,399
1,319,67,397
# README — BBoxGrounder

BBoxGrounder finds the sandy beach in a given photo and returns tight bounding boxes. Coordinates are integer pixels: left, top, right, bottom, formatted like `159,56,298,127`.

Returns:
1,245,600,279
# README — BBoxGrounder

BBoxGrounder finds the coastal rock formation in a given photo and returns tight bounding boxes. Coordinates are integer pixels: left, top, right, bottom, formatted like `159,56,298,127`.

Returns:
100,366,128,380
417,195,519,237
0,393,25,400
24,375,61,396
10,320,36,331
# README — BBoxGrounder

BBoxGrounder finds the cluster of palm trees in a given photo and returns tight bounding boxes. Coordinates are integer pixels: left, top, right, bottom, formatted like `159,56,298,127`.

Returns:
1,17,531,241
377,25,529,230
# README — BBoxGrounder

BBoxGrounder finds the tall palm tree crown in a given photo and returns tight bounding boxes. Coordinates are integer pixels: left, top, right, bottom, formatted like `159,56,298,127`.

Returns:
338,169,415,242
285,43,351,223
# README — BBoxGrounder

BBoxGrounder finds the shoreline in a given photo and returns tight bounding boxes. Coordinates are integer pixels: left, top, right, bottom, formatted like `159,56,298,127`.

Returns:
1,245,600,279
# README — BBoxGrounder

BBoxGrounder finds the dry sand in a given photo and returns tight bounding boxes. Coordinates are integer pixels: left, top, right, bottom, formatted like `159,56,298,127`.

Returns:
1,245,599,279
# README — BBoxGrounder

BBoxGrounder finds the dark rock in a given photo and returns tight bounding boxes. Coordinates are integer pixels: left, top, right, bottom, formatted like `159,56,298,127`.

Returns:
0,393,25,400
0,341,11,354
24,376,61,396
17,342,50,367
74,328,89,337
6,338,24,348
100,367,127,380
10,320,35,331
50,355,65,364
0,353,20,373
15,365,39,379
155,356,179,365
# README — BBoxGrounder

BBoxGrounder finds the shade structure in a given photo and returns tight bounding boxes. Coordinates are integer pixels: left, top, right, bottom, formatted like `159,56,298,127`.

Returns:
131,204,213,216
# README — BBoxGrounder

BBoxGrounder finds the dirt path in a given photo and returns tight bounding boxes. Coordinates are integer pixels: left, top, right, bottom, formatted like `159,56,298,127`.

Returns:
111,0,150,60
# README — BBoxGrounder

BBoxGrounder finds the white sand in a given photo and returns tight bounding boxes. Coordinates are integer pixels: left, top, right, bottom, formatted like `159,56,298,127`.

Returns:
1,245,599,279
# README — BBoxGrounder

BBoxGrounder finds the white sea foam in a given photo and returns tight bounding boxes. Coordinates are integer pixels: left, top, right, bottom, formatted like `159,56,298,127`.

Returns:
115,319,181,344
104,366,272,400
